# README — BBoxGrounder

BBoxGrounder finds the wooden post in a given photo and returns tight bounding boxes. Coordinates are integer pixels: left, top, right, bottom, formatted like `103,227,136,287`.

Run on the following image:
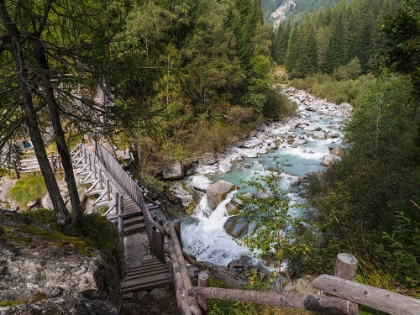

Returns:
312,274,420,315
167,240,193,315
335,253,358,281
174,219,182,248
169,221,202,315
188,287,358,314
197,272,209,314
12,159,20,179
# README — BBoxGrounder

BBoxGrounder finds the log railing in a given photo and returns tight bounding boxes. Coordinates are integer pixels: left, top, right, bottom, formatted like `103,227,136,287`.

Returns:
172,251,420,315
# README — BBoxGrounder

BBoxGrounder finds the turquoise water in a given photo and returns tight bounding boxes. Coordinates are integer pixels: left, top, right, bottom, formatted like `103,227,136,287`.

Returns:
181,104,347,265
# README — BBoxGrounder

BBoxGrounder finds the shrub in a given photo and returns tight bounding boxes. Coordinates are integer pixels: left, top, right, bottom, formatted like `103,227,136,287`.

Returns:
7,176,47,210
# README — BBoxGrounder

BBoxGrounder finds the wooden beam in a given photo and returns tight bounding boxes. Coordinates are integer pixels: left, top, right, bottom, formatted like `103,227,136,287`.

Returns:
312,274,420,315
188,287,358,314
168,222,202,315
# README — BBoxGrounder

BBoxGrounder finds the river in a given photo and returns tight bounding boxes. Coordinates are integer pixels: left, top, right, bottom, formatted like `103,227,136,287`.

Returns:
180,87,351,266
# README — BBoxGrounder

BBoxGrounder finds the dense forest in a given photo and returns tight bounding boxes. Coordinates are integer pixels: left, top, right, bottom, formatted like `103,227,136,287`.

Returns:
1,0,420,312
272,0,401,78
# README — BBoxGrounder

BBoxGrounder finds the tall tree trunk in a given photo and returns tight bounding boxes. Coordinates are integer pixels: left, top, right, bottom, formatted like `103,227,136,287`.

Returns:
0,0,73,234
34,40,84,229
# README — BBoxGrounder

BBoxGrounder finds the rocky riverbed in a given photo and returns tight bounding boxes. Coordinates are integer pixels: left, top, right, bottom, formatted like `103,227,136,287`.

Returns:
162,85,352,267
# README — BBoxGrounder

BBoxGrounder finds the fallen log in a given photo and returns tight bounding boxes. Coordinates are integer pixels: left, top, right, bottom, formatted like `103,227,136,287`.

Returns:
188,287,358,314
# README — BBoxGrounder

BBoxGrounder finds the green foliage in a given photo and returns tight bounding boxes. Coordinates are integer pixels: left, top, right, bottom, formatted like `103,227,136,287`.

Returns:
289,73,375,104
375,211,420,290
273,0,401,78
302,73,420,298
7,176,47,210
22,209,122,258
236,171,292,265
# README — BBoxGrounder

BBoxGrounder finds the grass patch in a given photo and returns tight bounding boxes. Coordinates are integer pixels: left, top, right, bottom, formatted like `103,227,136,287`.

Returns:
0,300,29,307
288,73,376,106
7,176,47,210
21,209,122,257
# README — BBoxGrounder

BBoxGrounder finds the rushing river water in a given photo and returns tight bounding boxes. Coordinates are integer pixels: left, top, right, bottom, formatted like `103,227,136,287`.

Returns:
181,93,349,266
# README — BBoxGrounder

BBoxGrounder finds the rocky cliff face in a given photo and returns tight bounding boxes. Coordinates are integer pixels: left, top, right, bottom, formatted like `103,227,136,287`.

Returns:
0,209,124,315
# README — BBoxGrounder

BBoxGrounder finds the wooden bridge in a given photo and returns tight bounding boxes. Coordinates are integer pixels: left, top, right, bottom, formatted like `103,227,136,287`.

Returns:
70,141,174,292
15,141,420,315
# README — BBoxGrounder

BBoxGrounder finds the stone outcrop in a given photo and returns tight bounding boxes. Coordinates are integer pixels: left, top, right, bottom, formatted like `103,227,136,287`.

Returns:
162,160,184,180
0,209,123,315
165,181,198,214
206,180,235,211
190,175,212,192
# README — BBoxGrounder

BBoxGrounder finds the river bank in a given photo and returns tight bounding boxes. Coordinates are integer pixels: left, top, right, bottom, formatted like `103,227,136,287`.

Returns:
163,86,352,268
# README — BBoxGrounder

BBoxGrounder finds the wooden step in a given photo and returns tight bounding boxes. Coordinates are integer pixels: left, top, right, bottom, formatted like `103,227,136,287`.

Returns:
123,215,144,227
127,263,172,277
125,267,172,281
121,271,173,293
123,222,145,235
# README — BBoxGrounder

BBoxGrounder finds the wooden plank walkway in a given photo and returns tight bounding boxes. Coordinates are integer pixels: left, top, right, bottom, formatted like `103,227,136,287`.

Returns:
121,255,173,293
70,143,173,293
120,193,173,291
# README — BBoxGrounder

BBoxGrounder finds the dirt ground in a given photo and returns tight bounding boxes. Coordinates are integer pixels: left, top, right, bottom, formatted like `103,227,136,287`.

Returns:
121,285,180,315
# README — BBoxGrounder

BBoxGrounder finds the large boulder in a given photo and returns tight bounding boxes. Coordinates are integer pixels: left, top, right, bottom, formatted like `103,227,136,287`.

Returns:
166,181,198,214
206,180,235,211
223,216,249,238
199,153,217,165
162,160,184,180
320,154,340,167
312,131,326,139
0,209,123,314
190,175,212,192
329,145,346,156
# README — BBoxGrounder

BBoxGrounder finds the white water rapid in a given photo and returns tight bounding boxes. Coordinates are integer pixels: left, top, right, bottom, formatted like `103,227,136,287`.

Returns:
181,88,352,266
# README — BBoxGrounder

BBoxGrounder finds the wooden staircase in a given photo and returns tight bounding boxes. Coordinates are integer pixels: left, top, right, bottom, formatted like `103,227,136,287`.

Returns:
122,194,145,236
121,256,173,293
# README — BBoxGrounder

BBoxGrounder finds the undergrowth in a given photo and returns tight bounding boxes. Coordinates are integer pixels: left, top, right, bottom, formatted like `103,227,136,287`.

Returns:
7,176,47,210
21,209,122,258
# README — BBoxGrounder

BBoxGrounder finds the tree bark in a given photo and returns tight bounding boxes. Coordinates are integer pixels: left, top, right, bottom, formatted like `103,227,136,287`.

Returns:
33,39,83,228
0,0,72,234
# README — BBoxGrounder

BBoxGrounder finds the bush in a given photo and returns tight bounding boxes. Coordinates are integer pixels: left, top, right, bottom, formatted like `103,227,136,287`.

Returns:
7,176,47,210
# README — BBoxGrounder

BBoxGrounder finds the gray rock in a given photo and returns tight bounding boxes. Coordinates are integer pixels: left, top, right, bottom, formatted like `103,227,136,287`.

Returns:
190,175,212,192
149,288,165,300
206,180,235,211
313,131,326,139
329,146,346,156
163,160,184,180
291,138,307,148
199,152,217,165
320,154,340,166
218,159,233,173
166,181,197,214
136,291,148,302
327,131,340,138
223,216,249,238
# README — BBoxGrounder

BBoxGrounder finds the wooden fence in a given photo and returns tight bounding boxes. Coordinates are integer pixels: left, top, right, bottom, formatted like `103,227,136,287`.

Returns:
178,252,420,315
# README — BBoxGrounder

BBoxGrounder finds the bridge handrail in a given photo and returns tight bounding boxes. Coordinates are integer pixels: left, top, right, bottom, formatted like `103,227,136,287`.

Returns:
71,143,124,236
90,140,165,257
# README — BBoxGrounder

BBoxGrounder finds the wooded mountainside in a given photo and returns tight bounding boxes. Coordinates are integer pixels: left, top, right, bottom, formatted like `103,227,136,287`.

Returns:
1,0,419,311
272,0,401,78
